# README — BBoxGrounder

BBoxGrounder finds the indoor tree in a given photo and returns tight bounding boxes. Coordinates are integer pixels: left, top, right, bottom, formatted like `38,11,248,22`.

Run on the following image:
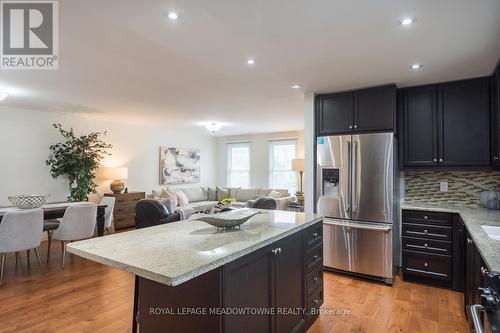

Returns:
46,123,112,201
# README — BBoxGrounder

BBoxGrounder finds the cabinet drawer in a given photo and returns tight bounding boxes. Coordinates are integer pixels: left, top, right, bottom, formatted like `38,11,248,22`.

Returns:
402,210,452,227
305,223,323,250
403,250,452,280
306,287,324,317
402,236,452,255
114,204,136,215
116,195,143,204
402,223,451,241
306,265,323,297
306,243,323,273
114,215,135,229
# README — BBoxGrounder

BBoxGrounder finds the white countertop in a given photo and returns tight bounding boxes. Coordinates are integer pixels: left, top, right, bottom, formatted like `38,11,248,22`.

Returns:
67,209,323,286
402,202,500,272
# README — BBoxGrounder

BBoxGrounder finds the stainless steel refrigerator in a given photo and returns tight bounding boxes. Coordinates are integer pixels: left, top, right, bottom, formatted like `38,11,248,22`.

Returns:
316,132,399,284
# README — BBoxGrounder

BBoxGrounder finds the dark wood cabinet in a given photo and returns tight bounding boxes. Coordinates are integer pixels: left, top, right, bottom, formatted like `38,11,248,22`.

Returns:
402,85,438,167
492,60,500,166
400,77,491,169
354,85,396,133
316,85,396,136
317,92,354,135
452,215,465,292
439,78,491,166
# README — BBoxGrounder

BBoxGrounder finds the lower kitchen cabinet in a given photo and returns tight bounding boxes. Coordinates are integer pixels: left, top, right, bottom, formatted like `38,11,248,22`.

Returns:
464,230,489,318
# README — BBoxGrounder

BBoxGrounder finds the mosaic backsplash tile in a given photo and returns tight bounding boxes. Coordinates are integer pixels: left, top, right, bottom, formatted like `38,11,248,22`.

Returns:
404,171,500,207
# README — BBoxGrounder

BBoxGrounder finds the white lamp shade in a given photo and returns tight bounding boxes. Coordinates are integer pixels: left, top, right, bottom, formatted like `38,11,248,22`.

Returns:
292,159,304,172
101,167,128,180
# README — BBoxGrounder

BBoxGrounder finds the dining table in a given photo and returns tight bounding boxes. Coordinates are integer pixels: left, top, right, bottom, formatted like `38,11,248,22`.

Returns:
0,202,108,237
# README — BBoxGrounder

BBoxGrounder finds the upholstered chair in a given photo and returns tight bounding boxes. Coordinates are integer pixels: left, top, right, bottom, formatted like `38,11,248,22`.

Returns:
100,196,116,235
52,204,97,268
0,209,45,286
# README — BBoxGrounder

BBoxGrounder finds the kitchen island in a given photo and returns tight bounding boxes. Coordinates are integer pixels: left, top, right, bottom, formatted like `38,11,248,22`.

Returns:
67,209,324,333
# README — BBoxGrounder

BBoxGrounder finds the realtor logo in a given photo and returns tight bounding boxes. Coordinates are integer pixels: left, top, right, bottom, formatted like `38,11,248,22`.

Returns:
1,0,58,69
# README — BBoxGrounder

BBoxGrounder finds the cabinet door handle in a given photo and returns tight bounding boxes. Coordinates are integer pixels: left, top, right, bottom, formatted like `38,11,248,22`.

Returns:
439,158,443,162
349,125,353,130
354,125,358,129
312,232,320,238
313,299,319,305
271,248,279,255
494,156,499,161
433,158,437,162
313,276,319,282
467,238,473,245
313,255,319,260
423,215,428,220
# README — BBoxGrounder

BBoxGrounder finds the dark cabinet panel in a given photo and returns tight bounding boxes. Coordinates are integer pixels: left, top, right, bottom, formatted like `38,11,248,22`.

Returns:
354,85,396,132
402,86,438,166
274,234,306,333
492,61,500,166
452,216,465,292
439,78,491,166
317,92,354,135
464,230,489,319
223,247,272,333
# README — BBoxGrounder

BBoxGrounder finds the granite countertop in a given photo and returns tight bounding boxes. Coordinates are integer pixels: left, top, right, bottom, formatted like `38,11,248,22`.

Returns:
402,201,500,272
67,209,323,286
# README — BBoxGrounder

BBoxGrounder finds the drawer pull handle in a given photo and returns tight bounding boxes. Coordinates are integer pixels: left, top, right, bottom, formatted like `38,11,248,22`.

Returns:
424,229,428,235
406,268,447,277
313,255,319,260
424,262,428,267
406,244,447,252
313,299,319,305
312,232,320,238
423,216,428,220
313,276,319,282
424,244,428,248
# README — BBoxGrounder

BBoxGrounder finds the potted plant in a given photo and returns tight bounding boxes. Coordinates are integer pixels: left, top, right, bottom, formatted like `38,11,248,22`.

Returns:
46,123,112,201
219,198,236,207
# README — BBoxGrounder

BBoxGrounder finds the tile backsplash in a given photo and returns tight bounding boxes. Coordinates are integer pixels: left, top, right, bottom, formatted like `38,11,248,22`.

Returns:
404,171,500,207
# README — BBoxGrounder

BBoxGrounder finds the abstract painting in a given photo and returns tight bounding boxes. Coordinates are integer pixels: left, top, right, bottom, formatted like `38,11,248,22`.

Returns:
159,147,200,185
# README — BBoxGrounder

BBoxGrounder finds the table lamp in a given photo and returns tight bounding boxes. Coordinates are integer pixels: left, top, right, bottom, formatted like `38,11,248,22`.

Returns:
102,167,128,194
292,158,305,202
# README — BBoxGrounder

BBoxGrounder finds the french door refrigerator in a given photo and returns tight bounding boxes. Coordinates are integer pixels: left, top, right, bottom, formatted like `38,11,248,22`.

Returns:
316,132,398,284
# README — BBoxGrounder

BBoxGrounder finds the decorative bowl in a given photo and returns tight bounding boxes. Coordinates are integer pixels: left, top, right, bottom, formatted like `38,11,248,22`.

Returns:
194,209,261,229
8,195,48,209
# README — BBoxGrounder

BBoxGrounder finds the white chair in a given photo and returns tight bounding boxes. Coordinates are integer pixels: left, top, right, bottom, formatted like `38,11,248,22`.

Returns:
100,196,116,235
0,209,45,286
52,204,97,268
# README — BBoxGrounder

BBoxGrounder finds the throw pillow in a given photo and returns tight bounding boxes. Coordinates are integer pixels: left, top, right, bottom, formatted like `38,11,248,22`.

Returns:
269,190,282,199
207,187,217,201
151,189,161,198
160,189,178,208
174,190,189,206
216,187,229,201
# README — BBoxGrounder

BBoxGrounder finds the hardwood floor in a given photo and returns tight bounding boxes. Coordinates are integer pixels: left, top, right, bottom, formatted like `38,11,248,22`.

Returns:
0,241,469,333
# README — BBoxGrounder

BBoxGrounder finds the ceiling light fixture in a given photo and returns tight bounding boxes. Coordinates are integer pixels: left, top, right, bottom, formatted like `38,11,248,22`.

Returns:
167,12,178,20
399,17,415,26
410,64,423,70
246,58,255,65
0,91,8,101
206,122,222,134
291,84,303,89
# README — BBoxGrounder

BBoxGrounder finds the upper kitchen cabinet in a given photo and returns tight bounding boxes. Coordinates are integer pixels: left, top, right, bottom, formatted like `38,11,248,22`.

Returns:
400,77,491,169
491,60,500,167
316,85,396,136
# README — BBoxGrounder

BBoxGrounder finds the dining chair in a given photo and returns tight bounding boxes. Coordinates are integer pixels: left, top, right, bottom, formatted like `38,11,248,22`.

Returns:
100,196,116,235
0,209,45,286
52,204,97,269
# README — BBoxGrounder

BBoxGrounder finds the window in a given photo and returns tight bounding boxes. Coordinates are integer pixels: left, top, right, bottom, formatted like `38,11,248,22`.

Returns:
227,143,250,188
269,140,297,193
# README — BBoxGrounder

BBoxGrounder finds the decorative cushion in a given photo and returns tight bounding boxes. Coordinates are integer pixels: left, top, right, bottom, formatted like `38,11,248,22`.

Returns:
174,190,189,206
229,187,241,198
207,187,217,201
269,190,282,199
216,187,230,201
234,189,260,202
181,187,207,203
151,189,162,198
160,189,178,208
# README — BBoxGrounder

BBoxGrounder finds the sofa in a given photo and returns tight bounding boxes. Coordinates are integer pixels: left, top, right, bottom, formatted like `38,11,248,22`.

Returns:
151,186,295,213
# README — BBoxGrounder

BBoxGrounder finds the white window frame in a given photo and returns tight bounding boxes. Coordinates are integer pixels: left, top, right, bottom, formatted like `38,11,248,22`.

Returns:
227,142,251,188
268,139,298,193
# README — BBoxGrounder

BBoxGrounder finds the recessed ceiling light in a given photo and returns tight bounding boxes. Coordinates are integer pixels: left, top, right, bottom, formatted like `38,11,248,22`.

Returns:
167,12,178,20
246,58,255,65
291,84,302,89
410,64,423,70
399,17,416,26
0,91,8,101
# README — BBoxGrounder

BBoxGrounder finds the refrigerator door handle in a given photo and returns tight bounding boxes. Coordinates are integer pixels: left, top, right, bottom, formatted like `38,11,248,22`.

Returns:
346,141,351,213
352,140,358,213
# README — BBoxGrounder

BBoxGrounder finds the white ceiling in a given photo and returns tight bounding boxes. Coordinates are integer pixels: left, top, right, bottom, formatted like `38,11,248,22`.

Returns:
1,0,500,136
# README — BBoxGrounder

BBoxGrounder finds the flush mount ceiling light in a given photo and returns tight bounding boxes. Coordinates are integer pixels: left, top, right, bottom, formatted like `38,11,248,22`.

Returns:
246,58,255,65
410,64,423,70
206,122,222,134
291,84,303,89
0,91,8,101
399,17,416,26
167,11,178,20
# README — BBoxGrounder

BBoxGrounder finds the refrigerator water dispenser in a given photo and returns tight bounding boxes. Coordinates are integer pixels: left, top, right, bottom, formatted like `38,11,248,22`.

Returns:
322,168,339,197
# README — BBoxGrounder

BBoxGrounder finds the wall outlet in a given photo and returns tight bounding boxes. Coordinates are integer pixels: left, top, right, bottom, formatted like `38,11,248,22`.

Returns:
440,181,448,192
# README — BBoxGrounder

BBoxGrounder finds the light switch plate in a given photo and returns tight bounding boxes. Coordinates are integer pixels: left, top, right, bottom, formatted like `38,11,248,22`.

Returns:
440,181,448,192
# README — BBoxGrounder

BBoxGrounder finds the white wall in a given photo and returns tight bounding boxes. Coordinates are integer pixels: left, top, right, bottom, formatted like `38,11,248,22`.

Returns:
215,131,304,189
0,107,217,206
